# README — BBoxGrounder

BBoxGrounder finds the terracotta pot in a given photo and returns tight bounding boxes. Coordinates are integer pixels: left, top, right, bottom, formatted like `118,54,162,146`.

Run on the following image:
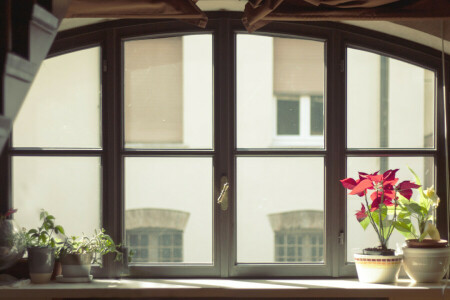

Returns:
354,253,403,283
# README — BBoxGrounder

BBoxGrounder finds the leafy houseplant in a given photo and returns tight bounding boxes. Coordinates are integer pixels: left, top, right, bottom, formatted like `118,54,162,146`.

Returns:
341,169,420,283
0,209,26,271
395,168,450,283
59,229,123,280
25,210,65,284
395,168,443,244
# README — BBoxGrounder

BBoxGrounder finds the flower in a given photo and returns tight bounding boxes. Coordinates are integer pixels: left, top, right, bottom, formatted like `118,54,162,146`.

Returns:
425,185,440,207
341,169,419,251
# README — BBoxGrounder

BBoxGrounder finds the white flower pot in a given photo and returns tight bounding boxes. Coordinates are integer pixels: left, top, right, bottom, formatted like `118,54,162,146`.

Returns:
354,253,403,283
402,246,450,283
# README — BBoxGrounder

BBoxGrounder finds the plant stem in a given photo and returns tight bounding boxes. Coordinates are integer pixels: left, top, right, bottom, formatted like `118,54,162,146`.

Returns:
386,199,397,242
364,192,382,244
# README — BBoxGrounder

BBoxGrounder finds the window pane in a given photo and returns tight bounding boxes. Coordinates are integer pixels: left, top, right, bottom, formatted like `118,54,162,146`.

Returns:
347,48,435,149
237,157,325,263
277,100,299,135
13,47,102,148
237,35,325,148
310,96,324,136
346,156,434,262
12,157,101,237
125,157,213,264
124,35,213,149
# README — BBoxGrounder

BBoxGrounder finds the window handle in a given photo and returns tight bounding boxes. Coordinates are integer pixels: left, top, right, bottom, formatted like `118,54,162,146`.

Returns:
217,175,229,211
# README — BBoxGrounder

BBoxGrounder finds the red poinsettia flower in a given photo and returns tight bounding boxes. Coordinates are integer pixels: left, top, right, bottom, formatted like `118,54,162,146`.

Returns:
397,180,421,200
355,204,367,223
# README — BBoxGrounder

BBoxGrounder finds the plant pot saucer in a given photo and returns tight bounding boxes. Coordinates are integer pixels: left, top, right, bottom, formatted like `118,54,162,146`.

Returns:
55,275,93,283
406,239,448,248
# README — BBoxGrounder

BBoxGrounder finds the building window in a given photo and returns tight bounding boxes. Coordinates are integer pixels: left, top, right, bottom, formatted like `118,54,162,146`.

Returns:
125,209,189,263
270,210,324,263
275,94,324,146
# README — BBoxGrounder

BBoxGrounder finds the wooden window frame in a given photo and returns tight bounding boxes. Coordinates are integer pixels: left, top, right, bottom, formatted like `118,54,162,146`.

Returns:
1,12,448,279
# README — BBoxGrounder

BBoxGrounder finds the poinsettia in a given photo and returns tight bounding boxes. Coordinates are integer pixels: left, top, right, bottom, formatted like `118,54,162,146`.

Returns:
341,169,419,251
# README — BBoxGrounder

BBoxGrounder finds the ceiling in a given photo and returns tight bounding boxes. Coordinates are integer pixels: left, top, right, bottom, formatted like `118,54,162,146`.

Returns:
58,0,450,54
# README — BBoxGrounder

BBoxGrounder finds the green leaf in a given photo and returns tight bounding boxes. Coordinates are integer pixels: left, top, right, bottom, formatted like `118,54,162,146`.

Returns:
55,225,64,234
394,221,415,239
40,210,47,220
406,202,423,215
27,229,38,235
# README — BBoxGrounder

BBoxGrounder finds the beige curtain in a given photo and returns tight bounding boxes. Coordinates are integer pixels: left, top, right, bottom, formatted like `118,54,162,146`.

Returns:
243,0,450,32
66,0,207,28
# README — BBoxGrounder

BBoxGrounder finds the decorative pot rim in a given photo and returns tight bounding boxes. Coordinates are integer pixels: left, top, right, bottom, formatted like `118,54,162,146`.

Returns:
402,246,450,255
354,253,403,260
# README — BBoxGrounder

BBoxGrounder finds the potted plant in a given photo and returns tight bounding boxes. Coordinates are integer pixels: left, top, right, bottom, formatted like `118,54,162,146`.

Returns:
58,229,122,282
394,168,450,283
341,169,420,283
0,209,26,271
25,210,65,283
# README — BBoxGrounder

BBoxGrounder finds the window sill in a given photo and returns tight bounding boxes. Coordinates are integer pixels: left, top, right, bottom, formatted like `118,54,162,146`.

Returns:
1,278,449,299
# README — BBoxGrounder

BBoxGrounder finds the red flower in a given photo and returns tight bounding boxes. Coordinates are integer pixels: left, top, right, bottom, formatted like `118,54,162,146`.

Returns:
356,204,368,222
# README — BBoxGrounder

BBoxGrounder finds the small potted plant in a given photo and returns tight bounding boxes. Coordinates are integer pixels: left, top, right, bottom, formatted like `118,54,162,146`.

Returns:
394,167,450,283
25,210,64,283
58,229,122,282
0,209,26,271
341,169,420,283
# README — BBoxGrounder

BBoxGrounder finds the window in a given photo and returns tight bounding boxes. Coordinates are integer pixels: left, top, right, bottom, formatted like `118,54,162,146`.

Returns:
11,47,102,238
4,17,447,279
275,94,324,146
270,210,324,262
125,208,188,263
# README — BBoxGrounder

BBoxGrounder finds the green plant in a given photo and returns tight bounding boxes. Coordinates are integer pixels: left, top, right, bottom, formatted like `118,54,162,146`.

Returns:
25,210,65,248
394,167,441,241
60,229,122,267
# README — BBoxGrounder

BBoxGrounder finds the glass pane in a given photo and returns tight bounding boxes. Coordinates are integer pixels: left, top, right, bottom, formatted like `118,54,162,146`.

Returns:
347,48,435,149
13,47,102,148
237,157,325,263
124,35,213,149
124,157,213,264
346,156,434,262
12,157,101,237
236,35,325,149
277,100,299,135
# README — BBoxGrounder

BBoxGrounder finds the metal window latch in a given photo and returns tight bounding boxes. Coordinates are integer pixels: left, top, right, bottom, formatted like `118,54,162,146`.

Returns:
217,175,229,211
338,231,345,245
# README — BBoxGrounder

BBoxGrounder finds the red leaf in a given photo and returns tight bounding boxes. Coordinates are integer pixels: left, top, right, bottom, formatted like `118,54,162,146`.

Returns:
340,178,358,190
355,204,367,222
350,179,373,196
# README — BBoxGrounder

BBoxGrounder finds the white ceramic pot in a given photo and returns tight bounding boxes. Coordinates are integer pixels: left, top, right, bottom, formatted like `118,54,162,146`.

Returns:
354,253,403,283
402,246,450,283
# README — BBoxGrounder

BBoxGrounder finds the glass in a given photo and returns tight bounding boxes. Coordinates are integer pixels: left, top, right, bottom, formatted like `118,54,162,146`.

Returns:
124,157,213,263
13,47,102,148
346,156,434,262
347,48,435,149
12,156,102,237
237,157,325,263
123,35,213,149
277,100,300,135
236,35,325,148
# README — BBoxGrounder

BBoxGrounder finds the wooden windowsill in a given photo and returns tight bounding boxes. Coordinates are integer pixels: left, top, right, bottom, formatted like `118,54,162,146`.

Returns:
1,278,450,299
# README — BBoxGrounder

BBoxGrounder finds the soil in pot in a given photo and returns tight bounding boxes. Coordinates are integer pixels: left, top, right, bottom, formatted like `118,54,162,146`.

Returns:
406,239,448,248
362,246,395,256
